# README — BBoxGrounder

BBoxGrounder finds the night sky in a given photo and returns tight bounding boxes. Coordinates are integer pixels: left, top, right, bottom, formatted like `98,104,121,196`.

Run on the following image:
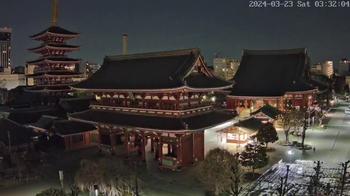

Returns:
1,0,350,67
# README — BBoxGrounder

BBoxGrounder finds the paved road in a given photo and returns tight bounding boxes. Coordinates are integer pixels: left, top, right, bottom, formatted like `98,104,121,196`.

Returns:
276,102,350,164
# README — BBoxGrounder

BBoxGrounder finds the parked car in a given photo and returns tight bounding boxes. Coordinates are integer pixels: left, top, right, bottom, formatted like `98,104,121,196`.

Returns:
345,108,350,115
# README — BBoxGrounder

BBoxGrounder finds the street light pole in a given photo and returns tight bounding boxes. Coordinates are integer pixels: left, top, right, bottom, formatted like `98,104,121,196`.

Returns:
301,112,307,149
340,160,350,195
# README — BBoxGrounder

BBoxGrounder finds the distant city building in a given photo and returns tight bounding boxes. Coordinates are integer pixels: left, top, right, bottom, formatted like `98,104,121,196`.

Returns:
0,73,25,90
321,60,334,78
338,58,350,76
0,27,12,73
83,61,101,78
0,28,26,89
213,57,240,81
310,63,322,74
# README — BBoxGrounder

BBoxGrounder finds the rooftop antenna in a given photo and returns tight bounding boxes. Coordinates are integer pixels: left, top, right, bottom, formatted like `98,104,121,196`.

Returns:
51,0,59,26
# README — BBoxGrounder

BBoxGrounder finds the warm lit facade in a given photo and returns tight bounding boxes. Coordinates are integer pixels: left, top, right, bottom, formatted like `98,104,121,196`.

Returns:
213,57,240,81
227,48,317,113
70,49,233,170
25,0,82,102
321,60,334,78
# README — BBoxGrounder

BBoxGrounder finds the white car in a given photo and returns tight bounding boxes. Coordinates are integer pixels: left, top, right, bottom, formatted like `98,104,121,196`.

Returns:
345,108,350,115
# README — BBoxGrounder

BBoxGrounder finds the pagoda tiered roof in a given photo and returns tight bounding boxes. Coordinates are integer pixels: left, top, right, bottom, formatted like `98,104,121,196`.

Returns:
31,26,79,40
28,44,79,52
27,57,80,65
27,73,83,78
69,110,233,132
230,48,316,97
27,24,81,94
73,48,232,92
26,86,73,92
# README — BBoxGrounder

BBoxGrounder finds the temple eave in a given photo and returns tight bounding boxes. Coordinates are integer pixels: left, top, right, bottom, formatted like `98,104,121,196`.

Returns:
71,85,232,93
69,110,234,132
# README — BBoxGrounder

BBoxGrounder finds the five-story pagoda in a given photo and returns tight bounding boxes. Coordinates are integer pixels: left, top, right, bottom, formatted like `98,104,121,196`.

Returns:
26,0,82,102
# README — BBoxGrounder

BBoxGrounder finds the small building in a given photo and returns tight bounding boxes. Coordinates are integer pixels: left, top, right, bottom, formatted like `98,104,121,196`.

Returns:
250,104,281,123
28,115,58,133
0,118,37,153
227,48,317,112
53,120,98,151
221,117,263,144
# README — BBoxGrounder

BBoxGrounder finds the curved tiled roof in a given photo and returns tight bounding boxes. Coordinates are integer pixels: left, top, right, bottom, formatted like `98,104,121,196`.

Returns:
31,26,79,38
27,57,80,64
0,118,37,146
231,48,315,97
70,110,233,132
53,120,96,135
29,44,79,51
73,48,231,91
251,104,281,119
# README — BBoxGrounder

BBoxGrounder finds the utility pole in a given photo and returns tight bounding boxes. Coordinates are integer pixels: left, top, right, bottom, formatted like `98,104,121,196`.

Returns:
313,161,322,195
282,165,290,195
278,165,290,196
7,130,12,165
340,160,350,195
301,111,308,149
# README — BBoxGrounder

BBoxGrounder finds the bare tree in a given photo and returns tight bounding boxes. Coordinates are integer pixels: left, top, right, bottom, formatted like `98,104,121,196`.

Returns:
280,111,292,144
75,158,137,196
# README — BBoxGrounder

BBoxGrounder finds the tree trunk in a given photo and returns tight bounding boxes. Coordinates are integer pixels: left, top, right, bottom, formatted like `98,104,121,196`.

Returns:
301,126,306,149
214,183,219,196
284,127,290,144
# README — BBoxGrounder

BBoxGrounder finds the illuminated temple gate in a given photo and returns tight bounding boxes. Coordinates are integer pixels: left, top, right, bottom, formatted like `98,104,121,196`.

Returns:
70,48,234,170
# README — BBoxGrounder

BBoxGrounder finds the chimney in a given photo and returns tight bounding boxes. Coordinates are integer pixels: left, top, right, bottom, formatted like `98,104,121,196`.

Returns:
122,34,128,55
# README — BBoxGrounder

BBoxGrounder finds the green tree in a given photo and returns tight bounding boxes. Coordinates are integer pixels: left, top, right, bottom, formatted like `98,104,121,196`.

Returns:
239,143,268,173
197,148,242,196
255,122,278,148
36,188,67,196
227,153,243,196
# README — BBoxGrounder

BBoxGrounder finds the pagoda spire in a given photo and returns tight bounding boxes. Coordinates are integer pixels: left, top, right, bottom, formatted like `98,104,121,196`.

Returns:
51,0,59,26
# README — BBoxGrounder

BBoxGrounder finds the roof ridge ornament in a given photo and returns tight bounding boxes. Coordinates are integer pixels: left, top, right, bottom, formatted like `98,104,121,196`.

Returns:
52,0,59,26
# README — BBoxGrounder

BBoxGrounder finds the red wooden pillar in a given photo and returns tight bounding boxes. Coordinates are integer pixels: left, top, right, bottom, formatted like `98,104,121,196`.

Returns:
157,134,163,165
158,93,162,109
151,137,154,152
175,94,180,110
124,130,129,157
176,134,182,167
142,93,146,108
109,132,116,154
140,131,146,161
